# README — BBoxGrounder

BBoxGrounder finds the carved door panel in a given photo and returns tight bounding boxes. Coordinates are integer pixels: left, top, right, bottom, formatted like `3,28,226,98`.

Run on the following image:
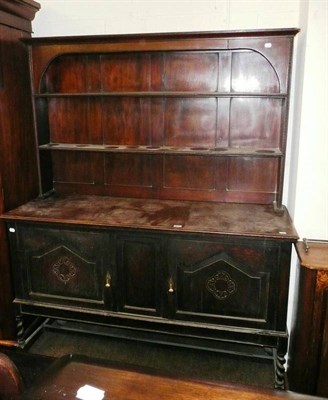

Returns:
167,237,280,329
116,233,164,317
7,223,113,310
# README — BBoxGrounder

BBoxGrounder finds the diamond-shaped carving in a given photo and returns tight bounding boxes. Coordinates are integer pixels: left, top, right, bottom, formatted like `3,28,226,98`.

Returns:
52,256,77,284
206,270,237,300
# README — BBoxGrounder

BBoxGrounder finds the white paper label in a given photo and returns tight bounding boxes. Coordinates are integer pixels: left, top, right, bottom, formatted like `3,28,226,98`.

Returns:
76,384,105,400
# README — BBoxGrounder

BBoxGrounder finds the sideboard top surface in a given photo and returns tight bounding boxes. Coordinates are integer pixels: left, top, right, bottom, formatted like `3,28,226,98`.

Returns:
2,195,298,240
296,241,328,269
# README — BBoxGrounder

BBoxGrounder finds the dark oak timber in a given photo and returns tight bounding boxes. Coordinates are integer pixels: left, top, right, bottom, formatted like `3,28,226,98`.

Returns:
1,29,299,389
23,29,298,206
21,355,326,400
288,240,328,397
0,0,40,339
4,194,297,239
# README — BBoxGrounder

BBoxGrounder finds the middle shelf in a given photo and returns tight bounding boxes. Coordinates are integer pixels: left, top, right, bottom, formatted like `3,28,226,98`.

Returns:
34,92,288,98
39,143,283,157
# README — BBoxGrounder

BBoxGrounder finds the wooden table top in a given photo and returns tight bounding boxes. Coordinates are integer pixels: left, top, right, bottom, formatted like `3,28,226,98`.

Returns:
22,354,325,400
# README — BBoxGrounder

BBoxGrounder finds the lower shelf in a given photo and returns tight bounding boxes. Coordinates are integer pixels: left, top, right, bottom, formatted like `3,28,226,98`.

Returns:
41,318,275,360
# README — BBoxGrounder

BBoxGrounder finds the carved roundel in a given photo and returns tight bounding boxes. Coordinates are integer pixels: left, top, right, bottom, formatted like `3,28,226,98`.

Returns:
206,271,237,300
52,256,77,285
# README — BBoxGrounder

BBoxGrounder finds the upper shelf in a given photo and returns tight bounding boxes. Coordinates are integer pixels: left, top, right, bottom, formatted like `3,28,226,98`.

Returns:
34,45,291,95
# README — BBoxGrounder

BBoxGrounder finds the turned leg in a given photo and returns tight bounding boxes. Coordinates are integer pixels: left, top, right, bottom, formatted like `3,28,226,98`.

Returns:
274,337,288,389
15,313,25,348
274,351,286,389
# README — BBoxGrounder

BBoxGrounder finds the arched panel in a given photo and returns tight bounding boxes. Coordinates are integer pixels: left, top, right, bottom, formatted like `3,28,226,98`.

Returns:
231,51,280,93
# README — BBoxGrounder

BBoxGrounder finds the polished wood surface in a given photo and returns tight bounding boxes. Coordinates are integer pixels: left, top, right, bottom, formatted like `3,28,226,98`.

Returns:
0,0,40,339
0,0,40,32
288,240,328,396
22,354,325,400
0,352,24,400
295,240,328,269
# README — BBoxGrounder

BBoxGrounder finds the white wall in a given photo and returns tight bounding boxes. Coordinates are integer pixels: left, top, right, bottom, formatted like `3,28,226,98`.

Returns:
288,0,328,241
33,0,301,36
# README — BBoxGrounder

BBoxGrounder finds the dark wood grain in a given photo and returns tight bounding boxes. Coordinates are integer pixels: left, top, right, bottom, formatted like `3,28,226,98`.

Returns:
1,29,299,390
26,30,297,206
0,0,40,32
288,241,328,397
1,194,298,239
117,235,162,316
0,352,24,399
0,0,39,339
21,354,325,400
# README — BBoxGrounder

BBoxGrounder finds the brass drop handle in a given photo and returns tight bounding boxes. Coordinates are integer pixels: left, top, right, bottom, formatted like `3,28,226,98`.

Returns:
105,272,111,288
168,278,174,293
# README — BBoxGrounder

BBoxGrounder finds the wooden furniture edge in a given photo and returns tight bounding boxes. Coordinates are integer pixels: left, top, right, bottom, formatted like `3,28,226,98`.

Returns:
0,0,40,32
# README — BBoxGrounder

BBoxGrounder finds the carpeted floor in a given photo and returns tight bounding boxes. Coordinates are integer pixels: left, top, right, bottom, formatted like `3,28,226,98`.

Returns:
26,326,275,389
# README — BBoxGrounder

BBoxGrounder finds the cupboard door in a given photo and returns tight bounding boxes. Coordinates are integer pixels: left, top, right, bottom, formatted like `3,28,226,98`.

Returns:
116,234,163,317
167,237,281,329
8,223,112,310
